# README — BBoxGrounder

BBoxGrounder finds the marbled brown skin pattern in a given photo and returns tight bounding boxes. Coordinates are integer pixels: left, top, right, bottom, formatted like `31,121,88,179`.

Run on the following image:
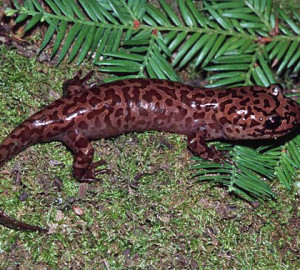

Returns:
0,72,300,232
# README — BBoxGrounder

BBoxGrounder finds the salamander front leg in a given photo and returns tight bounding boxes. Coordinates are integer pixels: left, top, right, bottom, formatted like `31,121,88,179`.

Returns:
63,130,110,183
187,130,229,163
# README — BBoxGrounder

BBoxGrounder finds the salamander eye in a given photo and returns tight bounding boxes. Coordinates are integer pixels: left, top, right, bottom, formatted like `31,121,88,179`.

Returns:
265,116,282,130
270,84,283,96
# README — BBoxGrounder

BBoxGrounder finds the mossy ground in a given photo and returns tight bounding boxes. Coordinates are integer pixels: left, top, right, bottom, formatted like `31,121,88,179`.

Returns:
0,46,299,269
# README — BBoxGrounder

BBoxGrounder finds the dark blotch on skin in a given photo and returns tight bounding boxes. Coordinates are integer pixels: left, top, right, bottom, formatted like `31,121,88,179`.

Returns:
186,85,194,91
206,90,214,97
61,122,74,133
219,100,232,112
193,112,205,119
139,108,148,117
230,89,243,99
89,96,100,107
123,91,132,122
105,88,121,105
165,98,173,107
250,119,260,128
185,117,192,125
228,106,237,115
218,91,230,99
49,111,59,121
240,97,250,106
208,122,219,129
253,106,268,116
140,79,151,88
178,106,187,116
92,88,101,96
117,119,122,127
194,93,206,99
47,100,65,111
208,151,214,159
104,114,113,129
67,130,77,141
87,110,98,120
157,86,177,99
20,129,31,143
226,127,232,133
115,108,124,118
244,106,253,120
142,90,162,103
73,167,84,178
167,81,175,87
75,138,88,148
233,117,240,125
180,90,192,106
123,86,131,92
263,99,271,108
240,123,247,130
220,116,228,125
113,80,126,87
73,92,88,104
132,87,140,103
78,121,88,130
151,79,164,84
252,91,261,98
137,120,146,125
77,153,89,165
62,102,76,115
175,106,187,121
95,117,101,127
205,106,212,112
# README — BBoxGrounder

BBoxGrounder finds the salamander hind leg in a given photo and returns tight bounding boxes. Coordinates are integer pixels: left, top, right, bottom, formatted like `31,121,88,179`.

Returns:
62,70,95,97
187,130,230,163
63,130,110,183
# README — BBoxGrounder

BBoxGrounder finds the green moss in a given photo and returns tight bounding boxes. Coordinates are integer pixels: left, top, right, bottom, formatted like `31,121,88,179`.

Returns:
0,45,299,269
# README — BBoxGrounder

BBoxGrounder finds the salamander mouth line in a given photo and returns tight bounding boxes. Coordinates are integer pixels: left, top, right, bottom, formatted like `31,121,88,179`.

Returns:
222,124,296,139
253,126,296,138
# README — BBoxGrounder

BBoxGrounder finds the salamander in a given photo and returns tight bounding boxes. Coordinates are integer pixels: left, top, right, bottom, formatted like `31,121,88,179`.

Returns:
0,71,299,232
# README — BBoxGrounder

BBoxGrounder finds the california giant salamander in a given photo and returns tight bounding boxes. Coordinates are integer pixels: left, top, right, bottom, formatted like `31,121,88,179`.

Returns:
1,71,299,232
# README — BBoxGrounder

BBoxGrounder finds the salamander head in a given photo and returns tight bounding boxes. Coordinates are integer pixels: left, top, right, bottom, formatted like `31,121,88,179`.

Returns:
220,84,300,140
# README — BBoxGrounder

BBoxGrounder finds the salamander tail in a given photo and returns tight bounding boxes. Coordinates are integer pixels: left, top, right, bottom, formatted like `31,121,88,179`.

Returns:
0,121,48,232
0,119,40,167
0,209,48,232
